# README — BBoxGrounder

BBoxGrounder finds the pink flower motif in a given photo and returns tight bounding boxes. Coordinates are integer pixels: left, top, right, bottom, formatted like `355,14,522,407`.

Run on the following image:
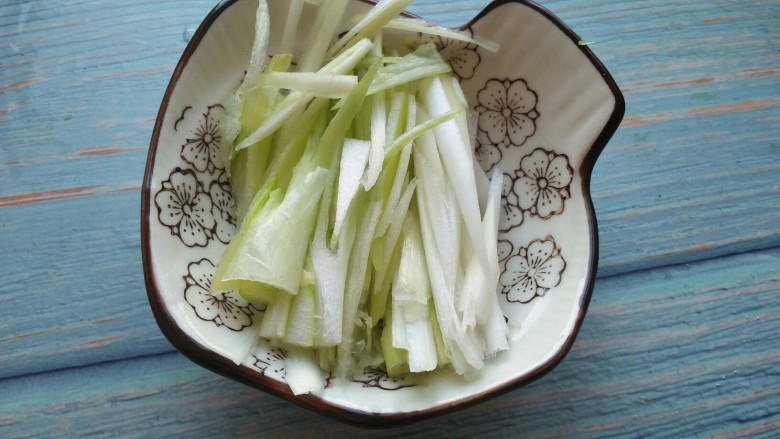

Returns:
500,238,565,304
513,148,573,219
183,259,255,331
476,78,539,146
155,169,215,247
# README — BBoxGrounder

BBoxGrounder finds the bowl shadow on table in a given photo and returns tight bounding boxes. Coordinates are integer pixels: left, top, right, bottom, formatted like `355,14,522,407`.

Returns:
174,339,609,437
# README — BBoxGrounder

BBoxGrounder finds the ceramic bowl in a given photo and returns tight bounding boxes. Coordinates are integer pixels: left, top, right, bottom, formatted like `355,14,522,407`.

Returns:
142,0,624,426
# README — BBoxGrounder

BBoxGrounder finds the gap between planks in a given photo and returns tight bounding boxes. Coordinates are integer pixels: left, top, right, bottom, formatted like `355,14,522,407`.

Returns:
1,240,778,385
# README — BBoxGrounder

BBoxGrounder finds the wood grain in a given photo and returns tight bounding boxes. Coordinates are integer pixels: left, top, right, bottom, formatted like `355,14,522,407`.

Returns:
1,0,780,435
555,0,780,275
1,249,778,437
0,192,171,379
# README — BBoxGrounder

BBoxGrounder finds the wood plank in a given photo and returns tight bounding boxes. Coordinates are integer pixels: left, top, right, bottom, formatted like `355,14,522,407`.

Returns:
1,0,776,267
2,248,779,438
0,1,214,193
544,0,780,275
0,191,172,379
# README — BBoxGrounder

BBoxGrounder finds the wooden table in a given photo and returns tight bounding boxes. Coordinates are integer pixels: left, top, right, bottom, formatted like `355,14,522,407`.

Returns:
2,0,778,437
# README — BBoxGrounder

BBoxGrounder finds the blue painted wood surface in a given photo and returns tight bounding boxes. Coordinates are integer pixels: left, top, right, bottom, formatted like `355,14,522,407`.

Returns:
1,0,779,436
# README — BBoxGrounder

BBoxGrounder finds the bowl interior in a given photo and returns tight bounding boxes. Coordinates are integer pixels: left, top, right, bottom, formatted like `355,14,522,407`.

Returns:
143,0,623,424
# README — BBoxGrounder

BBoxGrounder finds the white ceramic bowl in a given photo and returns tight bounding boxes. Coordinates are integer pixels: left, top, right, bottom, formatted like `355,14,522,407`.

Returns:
142,0,624,426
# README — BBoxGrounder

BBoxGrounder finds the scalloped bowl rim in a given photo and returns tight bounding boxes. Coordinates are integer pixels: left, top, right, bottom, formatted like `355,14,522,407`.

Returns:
142,0,625,427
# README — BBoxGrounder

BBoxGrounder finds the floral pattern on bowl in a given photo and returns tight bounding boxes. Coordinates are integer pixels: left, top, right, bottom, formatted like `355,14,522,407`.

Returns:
142,0,624,426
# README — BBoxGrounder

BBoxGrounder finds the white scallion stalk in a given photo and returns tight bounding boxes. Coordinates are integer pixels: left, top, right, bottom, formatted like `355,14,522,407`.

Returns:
391,292,409,350
259,291,293,339
221,95,243,168
473,158,490,216
238,0,271,94
336,191,383,378
482,168,504,312
261,72,357,98
384,179,418,263
284,282,317,347
474,169,509,355
308,58,382,173
377,95,417,241
328,0,414,57
219,168,330,294
252,99,328,199
361,33,386,191
280,0,305,57
233,94,306,152
377,141,412,238
440,75,473,151
414,184,471,375
229,55,293,218
298,0,349,72
211,186,281,295
459,240,488,331
367,43,451,96
384,90,408,144
285,346,327,395
384,108,458,161
220,0,271,169
377,95,416,236
449,74,469,109
459,169,503,334
458,324,486,372
216,0,509,389
413,109,461,295
369,176,417,325
403,302,437,372
380,296,408,376
235,39,374,151
421,75,491,279
333,139,371,241
478,293,510,357
394,216,437,372
379,16,500,53
311,182,355,347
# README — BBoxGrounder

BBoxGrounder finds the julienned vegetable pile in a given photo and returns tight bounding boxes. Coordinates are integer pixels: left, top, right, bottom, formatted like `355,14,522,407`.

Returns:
212,0,509,395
